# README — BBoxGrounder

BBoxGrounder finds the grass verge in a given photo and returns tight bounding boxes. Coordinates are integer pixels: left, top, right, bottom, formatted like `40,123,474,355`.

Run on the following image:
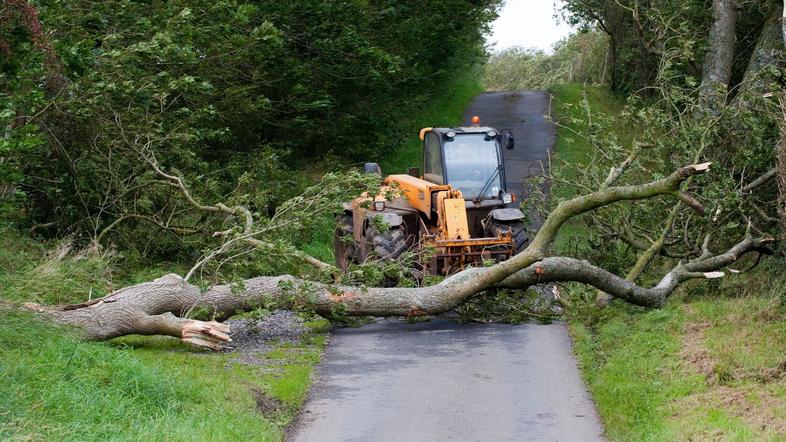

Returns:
552,83,786,441
549,83,631,255
379,67,486,174
0,224,328,441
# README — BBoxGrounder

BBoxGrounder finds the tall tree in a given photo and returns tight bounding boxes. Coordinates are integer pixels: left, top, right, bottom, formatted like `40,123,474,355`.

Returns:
700,0,738,104
777,1,786,239
742,0,784,84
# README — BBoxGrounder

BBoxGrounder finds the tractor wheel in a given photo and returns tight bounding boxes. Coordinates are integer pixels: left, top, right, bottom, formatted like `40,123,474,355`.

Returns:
333,213,357,269
487,219,528,255
369,226,408,261
367,226,409,287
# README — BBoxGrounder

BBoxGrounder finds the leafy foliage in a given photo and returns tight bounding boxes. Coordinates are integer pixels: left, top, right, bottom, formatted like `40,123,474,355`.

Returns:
1,0,501,260
484,30,609,91
559,0,772,94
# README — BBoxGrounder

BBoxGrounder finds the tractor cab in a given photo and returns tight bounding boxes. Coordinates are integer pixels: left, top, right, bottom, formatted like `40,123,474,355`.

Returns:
335,116,527,276
418,120,516,209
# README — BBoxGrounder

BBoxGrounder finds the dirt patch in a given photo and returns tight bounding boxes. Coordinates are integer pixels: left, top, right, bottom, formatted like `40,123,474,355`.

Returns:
225,310,305,365
675,385,786,436
675,306,786,437
252,388,284,415
680,305,786,384
680,319,715,378
736,359,786,383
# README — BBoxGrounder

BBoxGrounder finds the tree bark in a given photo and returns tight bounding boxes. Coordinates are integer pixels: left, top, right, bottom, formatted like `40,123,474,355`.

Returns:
701,0,737,104
775,97,786,235
25,233,770,350
742,0,784,88
24,163,773,351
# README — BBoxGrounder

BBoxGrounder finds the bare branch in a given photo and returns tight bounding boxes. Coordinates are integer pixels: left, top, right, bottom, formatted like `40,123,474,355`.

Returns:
741,167,777,194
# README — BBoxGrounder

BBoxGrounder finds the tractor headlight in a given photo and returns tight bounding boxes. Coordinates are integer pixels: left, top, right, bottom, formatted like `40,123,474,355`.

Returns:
502,193,513,204
373,200,386,211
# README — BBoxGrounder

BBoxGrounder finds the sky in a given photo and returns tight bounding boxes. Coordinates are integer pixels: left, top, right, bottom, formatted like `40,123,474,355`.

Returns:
487,0,574,53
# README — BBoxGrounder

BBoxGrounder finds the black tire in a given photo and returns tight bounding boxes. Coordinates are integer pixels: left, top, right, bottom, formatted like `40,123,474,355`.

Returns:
333,213,356,269
487,219,528,255
369,226,407,261
367,226,408,287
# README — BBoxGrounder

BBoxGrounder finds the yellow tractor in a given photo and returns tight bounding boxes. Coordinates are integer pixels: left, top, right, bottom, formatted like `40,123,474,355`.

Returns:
334,117,527,275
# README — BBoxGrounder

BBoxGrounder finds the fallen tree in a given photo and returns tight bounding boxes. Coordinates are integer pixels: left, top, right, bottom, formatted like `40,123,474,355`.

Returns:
24,162,775,350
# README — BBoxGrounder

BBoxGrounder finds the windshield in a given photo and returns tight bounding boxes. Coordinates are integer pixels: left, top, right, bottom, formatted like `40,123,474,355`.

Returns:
443,133,502,199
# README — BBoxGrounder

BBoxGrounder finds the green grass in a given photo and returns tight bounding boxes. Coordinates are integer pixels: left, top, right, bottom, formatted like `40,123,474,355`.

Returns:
0,224,329,441
300,216,337,265
571,304,699,441
552,84,786,441
261,329,327,408
571,274,786,441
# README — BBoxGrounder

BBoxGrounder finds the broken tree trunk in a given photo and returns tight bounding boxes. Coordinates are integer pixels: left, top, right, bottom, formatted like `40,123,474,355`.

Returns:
24,163,772,350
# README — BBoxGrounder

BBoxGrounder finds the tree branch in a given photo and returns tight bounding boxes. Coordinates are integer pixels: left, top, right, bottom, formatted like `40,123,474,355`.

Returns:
500,235,774,308
24,163,720,350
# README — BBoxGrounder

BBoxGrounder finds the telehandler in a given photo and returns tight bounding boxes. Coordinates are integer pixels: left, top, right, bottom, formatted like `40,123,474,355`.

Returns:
334,116,527,275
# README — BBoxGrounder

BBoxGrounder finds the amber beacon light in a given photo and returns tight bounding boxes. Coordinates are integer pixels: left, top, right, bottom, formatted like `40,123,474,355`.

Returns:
471,115,481,125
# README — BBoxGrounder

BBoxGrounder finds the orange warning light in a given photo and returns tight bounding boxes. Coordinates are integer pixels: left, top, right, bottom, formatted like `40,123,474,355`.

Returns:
471,116,481,125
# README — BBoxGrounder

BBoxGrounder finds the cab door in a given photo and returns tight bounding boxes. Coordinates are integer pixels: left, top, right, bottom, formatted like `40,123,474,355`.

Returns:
423,131,445,185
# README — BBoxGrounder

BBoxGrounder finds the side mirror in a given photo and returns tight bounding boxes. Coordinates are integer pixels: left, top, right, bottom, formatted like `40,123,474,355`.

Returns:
501,129,515,150
408,167,420,178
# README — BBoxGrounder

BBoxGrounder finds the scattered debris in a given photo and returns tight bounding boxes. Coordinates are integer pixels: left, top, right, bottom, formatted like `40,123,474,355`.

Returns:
224,310,305,365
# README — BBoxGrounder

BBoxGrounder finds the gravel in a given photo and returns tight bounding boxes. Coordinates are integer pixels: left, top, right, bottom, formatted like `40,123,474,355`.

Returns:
224,310,306,365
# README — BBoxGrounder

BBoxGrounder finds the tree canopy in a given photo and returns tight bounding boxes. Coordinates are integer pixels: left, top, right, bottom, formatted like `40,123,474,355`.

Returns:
1,0,501,256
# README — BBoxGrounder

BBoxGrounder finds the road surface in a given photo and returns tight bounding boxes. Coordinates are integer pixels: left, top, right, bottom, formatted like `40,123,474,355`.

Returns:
290,91,604,442
464,91,556,212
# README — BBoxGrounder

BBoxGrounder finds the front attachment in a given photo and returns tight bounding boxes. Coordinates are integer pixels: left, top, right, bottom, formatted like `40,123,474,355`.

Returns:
421,231,514,276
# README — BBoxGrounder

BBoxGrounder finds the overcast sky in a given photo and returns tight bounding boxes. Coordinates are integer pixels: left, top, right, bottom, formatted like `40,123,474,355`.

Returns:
487,0,574,52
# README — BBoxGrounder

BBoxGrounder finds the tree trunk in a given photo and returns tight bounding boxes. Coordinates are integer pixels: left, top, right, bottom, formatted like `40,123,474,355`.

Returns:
775,97,786,235
23,163,773,350
701,0,737,104
25,234,770,350
741,0,784,91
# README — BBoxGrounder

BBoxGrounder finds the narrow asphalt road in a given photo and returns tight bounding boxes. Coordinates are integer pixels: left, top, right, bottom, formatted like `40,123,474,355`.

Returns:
290,91,604,442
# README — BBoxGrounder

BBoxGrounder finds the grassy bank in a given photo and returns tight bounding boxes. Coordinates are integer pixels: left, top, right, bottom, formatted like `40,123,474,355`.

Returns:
551,84,786,441
0,224,328,441
549,84,630,255
379,67,486,174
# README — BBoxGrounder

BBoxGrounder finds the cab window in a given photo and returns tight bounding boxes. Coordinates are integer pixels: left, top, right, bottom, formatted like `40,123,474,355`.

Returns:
443,133,502,198
423,132,444,184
